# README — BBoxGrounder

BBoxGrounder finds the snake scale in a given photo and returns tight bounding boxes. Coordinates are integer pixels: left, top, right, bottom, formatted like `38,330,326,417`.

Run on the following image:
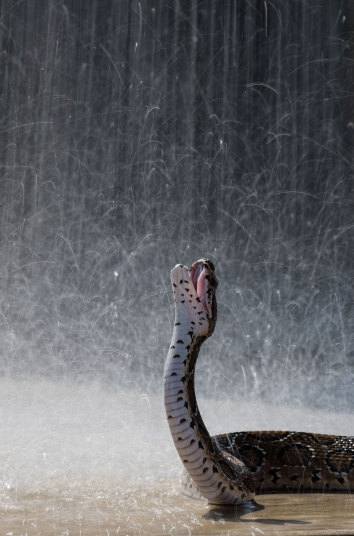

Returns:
164,259,354,505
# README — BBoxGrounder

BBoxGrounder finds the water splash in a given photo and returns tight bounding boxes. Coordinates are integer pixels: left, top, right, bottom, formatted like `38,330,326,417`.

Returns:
0,2,352,527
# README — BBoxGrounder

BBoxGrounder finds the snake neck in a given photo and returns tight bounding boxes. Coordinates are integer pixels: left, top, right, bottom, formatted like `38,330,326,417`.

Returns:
164,320,254,505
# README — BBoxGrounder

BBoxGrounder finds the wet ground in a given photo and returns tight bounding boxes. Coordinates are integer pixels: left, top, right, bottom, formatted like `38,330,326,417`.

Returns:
0,380,352,535
0,484,353,535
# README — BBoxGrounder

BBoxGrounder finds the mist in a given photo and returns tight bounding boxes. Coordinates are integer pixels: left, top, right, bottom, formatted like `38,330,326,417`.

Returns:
0,0,353,513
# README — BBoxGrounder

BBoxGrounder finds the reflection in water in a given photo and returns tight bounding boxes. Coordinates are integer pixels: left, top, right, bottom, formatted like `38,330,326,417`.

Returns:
0,2,353,535
0,487,353,535
204,503,309,527
203,500,265,521
0,379,353,535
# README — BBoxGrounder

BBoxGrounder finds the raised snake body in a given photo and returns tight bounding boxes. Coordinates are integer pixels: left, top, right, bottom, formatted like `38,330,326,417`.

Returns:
164,259,354,505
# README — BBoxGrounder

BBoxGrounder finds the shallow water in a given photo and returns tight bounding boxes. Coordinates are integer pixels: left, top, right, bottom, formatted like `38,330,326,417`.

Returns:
1,486,354,535
0,3,353,534
0,379,353,535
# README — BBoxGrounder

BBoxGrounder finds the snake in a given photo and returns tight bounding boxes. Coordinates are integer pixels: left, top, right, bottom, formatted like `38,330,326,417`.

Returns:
164,259,354,505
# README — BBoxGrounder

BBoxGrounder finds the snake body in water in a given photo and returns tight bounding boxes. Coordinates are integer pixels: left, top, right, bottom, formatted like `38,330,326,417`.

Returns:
164,259,354,505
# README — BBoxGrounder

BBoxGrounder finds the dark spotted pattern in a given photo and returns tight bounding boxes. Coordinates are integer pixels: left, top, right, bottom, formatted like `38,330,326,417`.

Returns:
237,445,265,473
171,260,255,502
167,259,354,505
215,430,354,492
278,443,312,467
326,449,354,474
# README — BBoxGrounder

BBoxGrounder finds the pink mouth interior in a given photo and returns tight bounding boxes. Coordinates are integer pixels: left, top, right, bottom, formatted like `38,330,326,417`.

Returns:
189,262,209,316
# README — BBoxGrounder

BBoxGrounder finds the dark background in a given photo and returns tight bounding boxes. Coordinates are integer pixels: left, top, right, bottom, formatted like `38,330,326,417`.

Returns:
0,1,353,410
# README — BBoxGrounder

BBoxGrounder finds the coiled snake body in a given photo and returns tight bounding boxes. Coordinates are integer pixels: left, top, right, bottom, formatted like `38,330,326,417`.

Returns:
164,259,354,505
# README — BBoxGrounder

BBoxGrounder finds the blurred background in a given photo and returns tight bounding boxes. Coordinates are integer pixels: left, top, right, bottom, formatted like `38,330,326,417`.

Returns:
0,1,353,497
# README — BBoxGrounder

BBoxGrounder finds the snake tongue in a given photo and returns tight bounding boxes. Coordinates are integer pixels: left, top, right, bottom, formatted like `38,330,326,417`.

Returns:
189,261,210,317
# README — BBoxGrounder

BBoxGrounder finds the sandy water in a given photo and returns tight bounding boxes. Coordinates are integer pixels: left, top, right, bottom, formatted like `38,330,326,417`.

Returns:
1,485,353,536
0,379,353,535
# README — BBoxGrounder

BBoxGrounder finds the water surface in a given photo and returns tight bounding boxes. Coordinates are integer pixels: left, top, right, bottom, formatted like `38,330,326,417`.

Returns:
1,379,352,535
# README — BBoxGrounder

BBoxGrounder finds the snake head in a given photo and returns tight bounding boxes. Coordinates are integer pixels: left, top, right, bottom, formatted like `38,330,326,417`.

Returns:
171,259,218,337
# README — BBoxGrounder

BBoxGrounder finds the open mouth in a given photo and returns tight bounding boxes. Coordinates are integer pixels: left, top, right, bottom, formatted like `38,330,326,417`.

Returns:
188,259,217,318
